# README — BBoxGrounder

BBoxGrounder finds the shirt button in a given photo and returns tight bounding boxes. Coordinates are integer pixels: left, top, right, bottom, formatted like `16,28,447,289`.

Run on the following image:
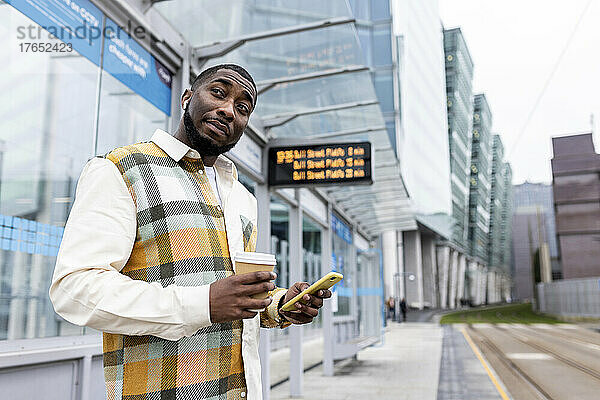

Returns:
216,205,222,212
198,169,204,174
240,391,246,398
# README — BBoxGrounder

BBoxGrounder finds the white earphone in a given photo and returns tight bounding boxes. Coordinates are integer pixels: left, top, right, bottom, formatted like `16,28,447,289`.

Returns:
182,100,189,110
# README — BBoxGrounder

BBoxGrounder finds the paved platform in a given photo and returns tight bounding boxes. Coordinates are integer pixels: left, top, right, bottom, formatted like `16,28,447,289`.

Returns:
270,322,443,400
437,325,506,400
269,321,506,399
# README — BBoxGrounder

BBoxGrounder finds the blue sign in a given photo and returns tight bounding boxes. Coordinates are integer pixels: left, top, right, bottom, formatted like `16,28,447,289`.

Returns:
103,18,172,115
7,1,172,115
331,213,352,244
8,0,103,65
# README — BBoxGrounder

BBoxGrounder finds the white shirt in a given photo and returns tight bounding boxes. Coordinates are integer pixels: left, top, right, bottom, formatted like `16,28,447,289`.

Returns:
49,129,286,400
204,166,222,205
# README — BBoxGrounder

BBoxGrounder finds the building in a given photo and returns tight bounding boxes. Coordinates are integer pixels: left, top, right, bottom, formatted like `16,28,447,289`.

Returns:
443,27,474,253
0,1,404,398
468,94,493,262
378,0,465,311
551,133,600,279
488,135,506,269
500,163,513,300
500,163,514,271
511,182,559,300
485,135,510,303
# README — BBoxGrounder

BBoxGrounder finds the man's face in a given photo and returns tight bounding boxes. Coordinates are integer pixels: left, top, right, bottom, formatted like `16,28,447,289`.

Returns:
182,69,256,156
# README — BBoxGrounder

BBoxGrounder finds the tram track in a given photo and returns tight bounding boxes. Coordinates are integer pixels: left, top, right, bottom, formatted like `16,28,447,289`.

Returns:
468,325,555,400
494,324,600,382
515,324,600,352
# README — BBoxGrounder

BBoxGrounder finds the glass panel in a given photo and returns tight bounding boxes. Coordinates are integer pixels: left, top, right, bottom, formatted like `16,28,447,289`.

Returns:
373,71,394,113
95,72,169,155
268,104,383,138
0,6,99,340
357,251,382,337
302,216,322,332
332,216,353,316
348,0,370,20
238,171,257,195
270,195,289,349
372,24,392,66
356,26,372,66
257,71,377,117
270,196,289,289
154,0,353,46
370,0,391,21
202,23,364,82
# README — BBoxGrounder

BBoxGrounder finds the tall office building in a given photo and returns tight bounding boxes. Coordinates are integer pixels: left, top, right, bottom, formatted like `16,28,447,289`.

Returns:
468,94,493,262
551,133,600,279
443,28,474,251
500,163,513,271
488,135,506,268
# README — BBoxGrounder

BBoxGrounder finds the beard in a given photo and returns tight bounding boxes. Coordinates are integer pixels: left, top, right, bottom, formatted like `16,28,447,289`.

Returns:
183,105,237,157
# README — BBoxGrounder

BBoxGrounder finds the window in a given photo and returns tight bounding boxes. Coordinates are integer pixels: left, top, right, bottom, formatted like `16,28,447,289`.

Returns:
0,6,99,340
0,4,172,341
95,72,169,155
303,216,322,331
332,214,353,316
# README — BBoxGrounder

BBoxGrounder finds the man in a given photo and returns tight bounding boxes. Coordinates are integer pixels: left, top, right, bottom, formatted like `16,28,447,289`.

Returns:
50,64,331,400
400,298,407,322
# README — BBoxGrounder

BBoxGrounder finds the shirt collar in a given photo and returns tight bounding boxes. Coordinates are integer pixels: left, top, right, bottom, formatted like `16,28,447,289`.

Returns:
150,129,236,176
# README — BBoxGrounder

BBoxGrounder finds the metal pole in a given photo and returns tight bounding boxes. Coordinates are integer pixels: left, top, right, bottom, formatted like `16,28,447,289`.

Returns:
256,155,272,399
322,205,334,376
289,189,303,397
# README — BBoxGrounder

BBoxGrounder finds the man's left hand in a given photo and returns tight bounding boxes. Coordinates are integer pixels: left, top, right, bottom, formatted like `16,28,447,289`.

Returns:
278,282,332,325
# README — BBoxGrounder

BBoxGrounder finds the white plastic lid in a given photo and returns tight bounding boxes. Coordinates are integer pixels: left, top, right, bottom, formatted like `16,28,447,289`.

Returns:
235,251,277,265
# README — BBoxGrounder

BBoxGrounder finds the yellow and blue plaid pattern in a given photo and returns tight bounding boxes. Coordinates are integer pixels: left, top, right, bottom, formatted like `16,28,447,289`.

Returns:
103,142,247,400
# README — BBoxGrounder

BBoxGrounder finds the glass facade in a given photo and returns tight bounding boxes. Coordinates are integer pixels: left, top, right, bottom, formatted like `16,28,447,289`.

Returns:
0,4,169,340
349,0,396,154
500,163,513,272
487,135,506,269
468,94,493,262
444,28,474,251
155,0,353,46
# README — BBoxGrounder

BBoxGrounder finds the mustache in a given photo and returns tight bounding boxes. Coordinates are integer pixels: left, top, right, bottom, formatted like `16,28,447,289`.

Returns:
204,117,230,134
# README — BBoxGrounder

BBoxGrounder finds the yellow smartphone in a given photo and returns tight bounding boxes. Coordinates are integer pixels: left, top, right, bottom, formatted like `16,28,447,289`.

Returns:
280,272,343,312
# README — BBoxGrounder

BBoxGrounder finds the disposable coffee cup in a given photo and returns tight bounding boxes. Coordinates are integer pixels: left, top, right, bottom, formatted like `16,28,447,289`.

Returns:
235,251,277,312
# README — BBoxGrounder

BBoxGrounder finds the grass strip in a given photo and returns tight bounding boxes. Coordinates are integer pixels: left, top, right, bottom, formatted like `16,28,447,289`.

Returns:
440,303,563,325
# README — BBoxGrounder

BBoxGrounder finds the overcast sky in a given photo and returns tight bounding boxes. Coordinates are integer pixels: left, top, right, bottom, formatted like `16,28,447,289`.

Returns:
438,0,600,184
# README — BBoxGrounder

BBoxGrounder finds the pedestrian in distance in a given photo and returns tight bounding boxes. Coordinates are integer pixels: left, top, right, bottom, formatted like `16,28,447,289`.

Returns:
400,298,407,322
50,64,332,400
386,296,395,321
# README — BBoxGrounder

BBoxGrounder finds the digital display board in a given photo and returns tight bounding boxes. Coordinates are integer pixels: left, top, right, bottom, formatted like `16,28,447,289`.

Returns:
268,142,372,186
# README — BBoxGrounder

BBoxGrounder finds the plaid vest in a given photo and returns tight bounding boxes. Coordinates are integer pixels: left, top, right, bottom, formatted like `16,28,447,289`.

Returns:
102,142,254,400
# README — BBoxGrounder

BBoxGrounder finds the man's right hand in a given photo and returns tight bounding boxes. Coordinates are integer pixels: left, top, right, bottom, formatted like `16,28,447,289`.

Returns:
209,271,277,323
